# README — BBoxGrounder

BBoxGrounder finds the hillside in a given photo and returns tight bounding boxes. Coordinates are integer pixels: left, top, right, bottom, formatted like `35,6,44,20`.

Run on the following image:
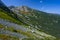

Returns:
9,6,60,39
0,0,60,40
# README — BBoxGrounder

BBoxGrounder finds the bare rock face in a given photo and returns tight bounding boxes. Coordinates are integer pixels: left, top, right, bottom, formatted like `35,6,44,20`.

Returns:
21,6,29,12
17,6,29,12
9,6,32,12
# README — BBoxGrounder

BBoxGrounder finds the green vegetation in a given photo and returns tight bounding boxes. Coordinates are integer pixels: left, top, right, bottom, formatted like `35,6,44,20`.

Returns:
14,8,60,38
0,1,60,40
22,38,36,40
0,24,34,38
16,30,35,37
0,9,23,25
4,27,35,37
9,6,60,39
0,34,19,40
0,24,4,28
0,24,56,40
22,37,56,40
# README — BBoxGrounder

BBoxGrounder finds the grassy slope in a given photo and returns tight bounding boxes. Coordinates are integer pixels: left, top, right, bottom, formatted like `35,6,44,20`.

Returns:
13,9,60,39
0,34,19,40
0,8,23,25
0,11,58,40
0,2,59,40
0,24,57,40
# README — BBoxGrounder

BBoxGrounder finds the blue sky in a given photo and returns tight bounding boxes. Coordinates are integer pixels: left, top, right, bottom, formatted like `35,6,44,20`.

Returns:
2,0,60,14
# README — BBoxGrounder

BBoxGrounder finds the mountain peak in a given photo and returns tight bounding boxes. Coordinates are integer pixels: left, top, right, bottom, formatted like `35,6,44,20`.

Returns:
9,5,33,13
17,6,31,12
20,6,29,8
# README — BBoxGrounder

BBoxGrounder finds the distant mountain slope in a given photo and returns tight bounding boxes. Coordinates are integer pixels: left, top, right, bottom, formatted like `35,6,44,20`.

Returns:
9,6,60,39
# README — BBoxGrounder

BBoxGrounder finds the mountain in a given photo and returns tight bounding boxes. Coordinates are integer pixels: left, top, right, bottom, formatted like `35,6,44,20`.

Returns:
0,0,60,40
9,6,60,39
